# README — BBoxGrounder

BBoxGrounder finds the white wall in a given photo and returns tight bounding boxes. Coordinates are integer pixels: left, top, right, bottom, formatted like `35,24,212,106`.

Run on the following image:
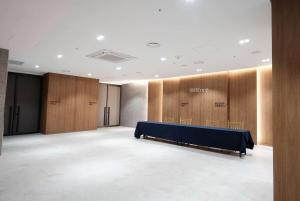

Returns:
120,82,148,128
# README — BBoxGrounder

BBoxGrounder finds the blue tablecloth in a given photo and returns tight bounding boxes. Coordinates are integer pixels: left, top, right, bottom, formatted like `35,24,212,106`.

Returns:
134,121,254,155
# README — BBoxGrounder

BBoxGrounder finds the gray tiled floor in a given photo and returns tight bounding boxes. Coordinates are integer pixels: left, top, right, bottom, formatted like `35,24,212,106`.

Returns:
0,127,273,201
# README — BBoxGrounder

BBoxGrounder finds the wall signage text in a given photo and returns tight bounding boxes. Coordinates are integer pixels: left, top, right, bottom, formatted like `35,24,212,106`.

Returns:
189,88,209,93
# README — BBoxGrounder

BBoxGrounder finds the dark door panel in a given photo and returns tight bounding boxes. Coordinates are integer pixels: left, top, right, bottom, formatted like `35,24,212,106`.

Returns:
4,72,42,136
4,74,16,136
14,74,42,134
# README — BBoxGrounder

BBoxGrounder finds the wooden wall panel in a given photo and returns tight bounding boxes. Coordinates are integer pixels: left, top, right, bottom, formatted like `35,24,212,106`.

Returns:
229,70,257,143
148,80,163,122
162,79,180,123
179,73,228,127
42,73,99,134
60,75,76,132
148,69,270,146
273,0,300,200
74,77,99,131
257,67,272,146
42,74,76,134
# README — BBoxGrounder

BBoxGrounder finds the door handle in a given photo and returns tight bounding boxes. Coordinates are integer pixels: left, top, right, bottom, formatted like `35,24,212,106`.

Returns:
8,106,13,135
107,107,110,126
104,107,107,126
15,106,20,133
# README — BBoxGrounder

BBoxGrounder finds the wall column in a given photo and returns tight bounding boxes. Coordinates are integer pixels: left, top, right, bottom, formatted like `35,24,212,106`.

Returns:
0,48,9,155
273,0,300,200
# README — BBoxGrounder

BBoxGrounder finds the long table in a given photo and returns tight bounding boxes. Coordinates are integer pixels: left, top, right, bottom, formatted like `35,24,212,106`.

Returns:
134,121,254,157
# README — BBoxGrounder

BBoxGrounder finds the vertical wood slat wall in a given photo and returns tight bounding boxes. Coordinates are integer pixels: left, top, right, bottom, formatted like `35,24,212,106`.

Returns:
229,70,257,143
273,0,300,200
148,80,163,122
162,79,180,123
41,73,99,134
148,68,272,145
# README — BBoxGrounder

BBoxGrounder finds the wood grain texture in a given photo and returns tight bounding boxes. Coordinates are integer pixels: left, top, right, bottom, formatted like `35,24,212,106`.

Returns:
257,67,272,146
162,79,180,123
148,80,163,122
74,77,99,131
41,73,99,134
179,72,228,127
273,0,300,200
229,70,257,143
42,74,76,134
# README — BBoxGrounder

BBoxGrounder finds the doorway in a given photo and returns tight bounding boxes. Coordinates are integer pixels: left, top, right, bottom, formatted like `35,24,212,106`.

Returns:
98,84,121,127
4,72,42,136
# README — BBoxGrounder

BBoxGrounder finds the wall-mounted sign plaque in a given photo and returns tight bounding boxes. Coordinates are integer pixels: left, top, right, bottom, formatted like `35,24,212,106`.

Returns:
215,102,226,107
189,88,209,93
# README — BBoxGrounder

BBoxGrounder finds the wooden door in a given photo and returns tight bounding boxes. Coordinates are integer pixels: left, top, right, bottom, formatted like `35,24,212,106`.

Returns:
60,75,76,132
44,74,64,133
87,79,99,129
42,74,76,134
74,77,99,131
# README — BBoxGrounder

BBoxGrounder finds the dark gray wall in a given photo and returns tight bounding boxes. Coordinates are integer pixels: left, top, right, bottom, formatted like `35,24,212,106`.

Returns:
120,82,148,127
0,48,9,155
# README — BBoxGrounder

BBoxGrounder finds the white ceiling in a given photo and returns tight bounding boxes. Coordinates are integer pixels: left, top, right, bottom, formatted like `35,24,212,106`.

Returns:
0,0,271,84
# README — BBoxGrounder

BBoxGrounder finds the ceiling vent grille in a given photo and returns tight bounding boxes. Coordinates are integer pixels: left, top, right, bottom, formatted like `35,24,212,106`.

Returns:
8,59,24,66
86,49,136,63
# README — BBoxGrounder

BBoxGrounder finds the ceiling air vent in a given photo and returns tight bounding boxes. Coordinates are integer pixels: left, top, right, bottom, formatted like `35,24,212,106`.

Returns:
86,49,136,63
8,59,24,66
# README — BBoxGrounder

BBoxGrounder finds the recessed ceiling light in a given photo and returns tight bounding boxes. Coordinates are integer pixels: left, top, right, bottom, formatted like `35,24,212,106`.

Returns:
154,74,160,78
251,50,261,55
262,58,271,63
116,66,122,70
146,42,161,48
96,35,105,41
87,73,92,77
239,39,250,45
175,55,183,60
185,0,195,3
160,57,167,61
196,68,203,72
194,60,205,65
35,65,40,69
57,54,63,58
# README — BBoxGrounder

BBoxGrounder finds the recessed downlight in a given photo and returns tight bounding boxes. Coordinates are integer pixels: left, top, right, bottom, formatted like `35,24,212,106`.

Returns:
87,73,92,77
262,58,271,63
35,65,40,69
57,54,63,58
185,0,195,3
146,42,161,48
239,39,250,45
196,68,203,72
194,60,205,65
116,66,122,70
96,35,105,41
154,74,160,78
160,57,167,61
